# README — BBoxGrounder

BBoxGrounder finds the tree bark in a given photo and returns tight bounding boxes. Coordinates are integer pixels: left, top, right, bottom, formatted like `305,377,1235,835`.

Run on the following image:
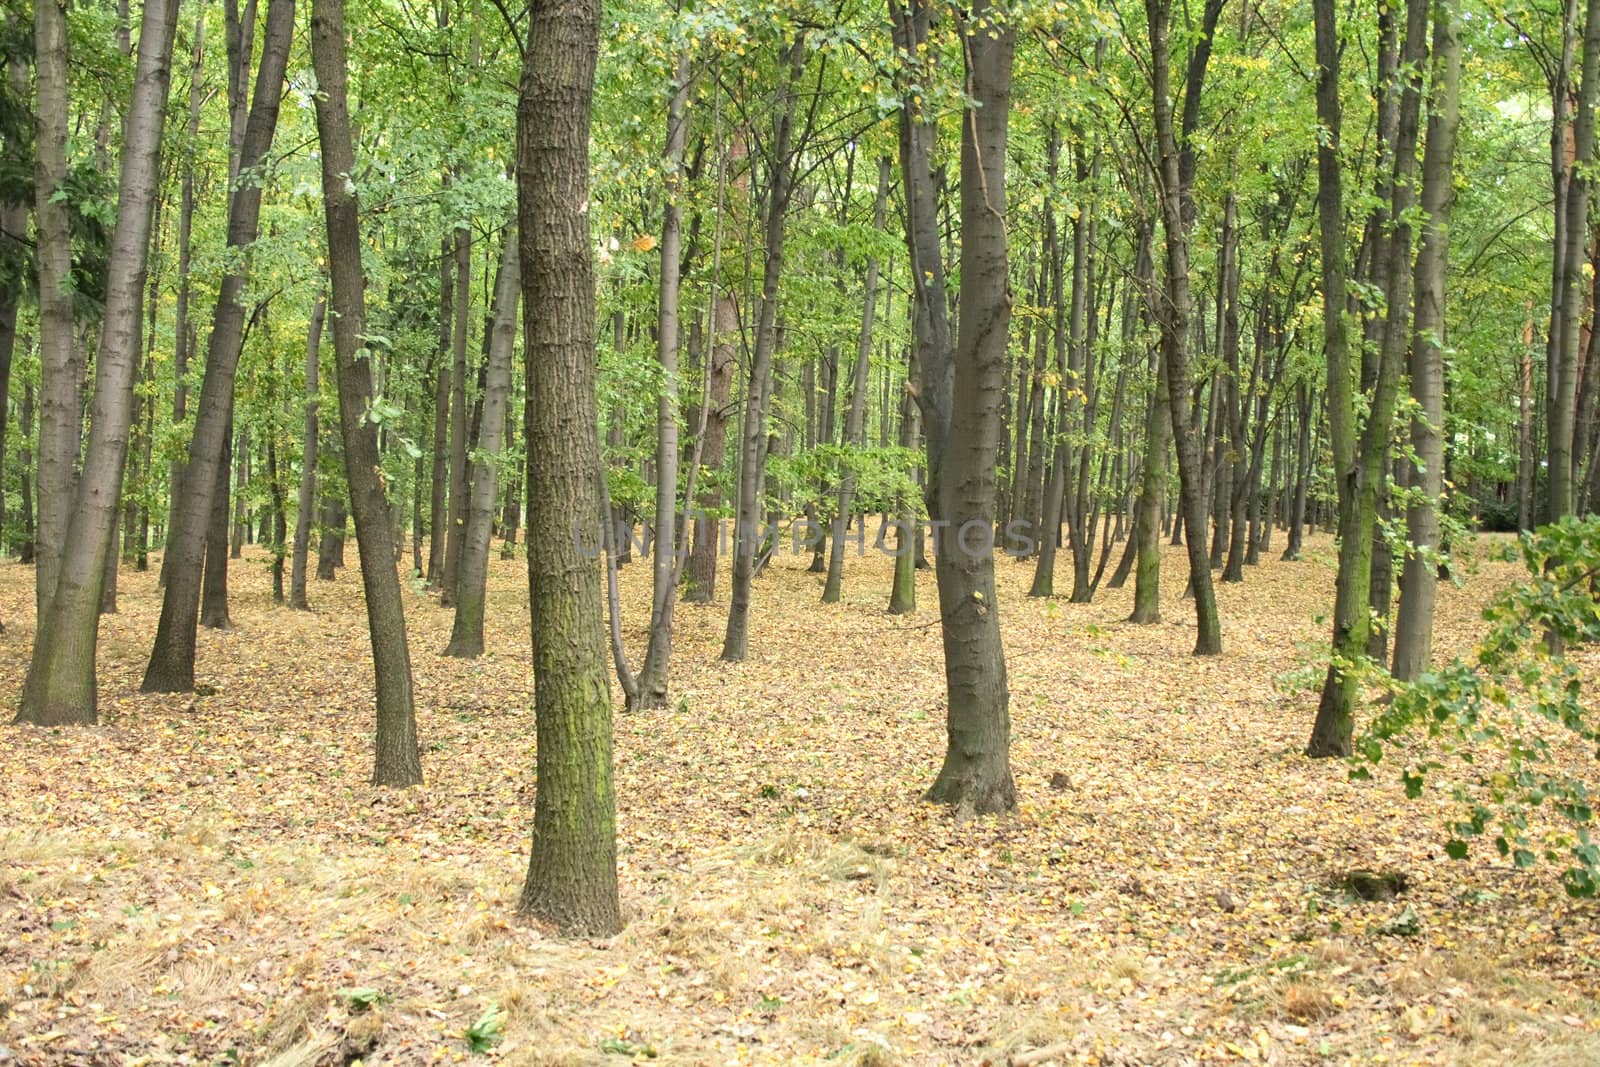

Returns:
445,229,520,658
290,296,324,610
635,53,692,705
309,0,423,787
720,37,806,663
823,157,889,604
427,237,452,586
441,224,472,606
1392,0,1463,682
142,0,295,692
1309,0,1427,757
923,0,1016,815
201,418,233,629
515,0,621,935
1145,0,1225,655
18,0,179,725
31,0,82,623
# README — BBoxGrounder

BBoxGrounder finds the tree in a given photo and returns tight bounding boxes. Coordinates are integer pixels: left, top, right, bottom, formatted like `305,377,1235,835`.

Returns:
920,0,1017,815
720,35,807,664
1308,0,1428,758
1144,0,1225,656
1392,0,1464,682
634,51,691,707
142,0,296,693
445,227,520,658
31,0,80,624
515,0,621,935
309,0,423,788
289,295,325,611
17,0,181,726
822,156,889,604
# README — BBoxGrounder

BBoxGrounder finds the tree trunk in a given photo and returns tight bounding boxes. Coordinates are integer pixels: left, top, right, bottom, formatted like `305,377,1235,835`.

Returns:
201,413,235,630
515,0,621,934
1126,226,1165,612
317,492,344,579
1551,0,1600,523
31,0,82,623
1392,0,1463,682
635,54,692,705
1146,0,1225,655
684,293,735,603
823,158,889,604
160,12,206,589
442,224,472,606
231,423,249,558
289,296,324,610
268,429,286,603
923,0,1016,815
721,37,806,663
1309,0,1426,757
18,0,179,726
141,0,294,692
427,237,451,586
309,0,423,787
445,229,520,658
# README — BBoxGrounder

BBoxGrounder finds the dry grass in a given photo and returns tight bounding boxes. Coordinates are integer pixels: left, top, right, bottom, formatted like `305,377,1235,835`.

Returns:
1,533,1598,1064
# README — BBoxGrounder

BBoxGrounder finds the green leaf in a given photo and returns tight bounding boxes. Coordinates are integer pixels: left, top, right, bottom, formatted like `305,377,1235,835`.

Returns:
466,1005,504,1053
336,987,385,1011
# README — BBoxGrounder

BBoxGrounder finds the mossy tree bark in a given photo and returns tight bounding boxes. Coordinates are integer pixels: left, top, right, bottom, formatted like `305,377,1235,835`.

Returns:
1307,0,1426,757
515,0,622,936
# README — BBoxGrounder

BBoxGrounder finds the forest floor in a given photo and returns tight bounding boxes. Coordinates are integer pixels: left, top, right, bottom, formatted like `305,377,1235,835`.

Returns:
1,531,1599,1066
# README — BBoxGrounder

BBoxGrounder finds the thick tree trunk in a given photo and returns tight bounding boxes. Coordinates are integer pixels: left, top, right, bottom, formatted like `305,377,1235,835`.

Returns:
445,230,520,658
18,0,179,725
289,296,324,610
1551,0,1600,523
309,0,422,787
1392,0,1463,682
142,0,294,692
515,0,621,934
924,0,1016,815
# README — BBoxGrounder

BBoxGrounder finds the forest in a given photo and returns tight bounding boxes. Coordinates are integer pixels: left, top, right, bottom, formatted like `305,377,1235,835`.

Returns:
3,0,1600,1060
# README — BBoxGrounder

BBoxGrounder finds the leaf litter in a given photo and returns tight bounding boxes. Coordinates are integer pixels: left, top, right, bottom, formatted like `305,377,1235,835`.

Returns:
0,533,1597,1065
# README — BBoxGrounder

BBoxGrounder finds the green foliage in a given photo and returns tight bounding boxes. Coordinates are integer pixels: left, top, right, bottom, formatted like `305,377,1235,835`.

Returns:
1354,518,1600,897
465,1004,504,1053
